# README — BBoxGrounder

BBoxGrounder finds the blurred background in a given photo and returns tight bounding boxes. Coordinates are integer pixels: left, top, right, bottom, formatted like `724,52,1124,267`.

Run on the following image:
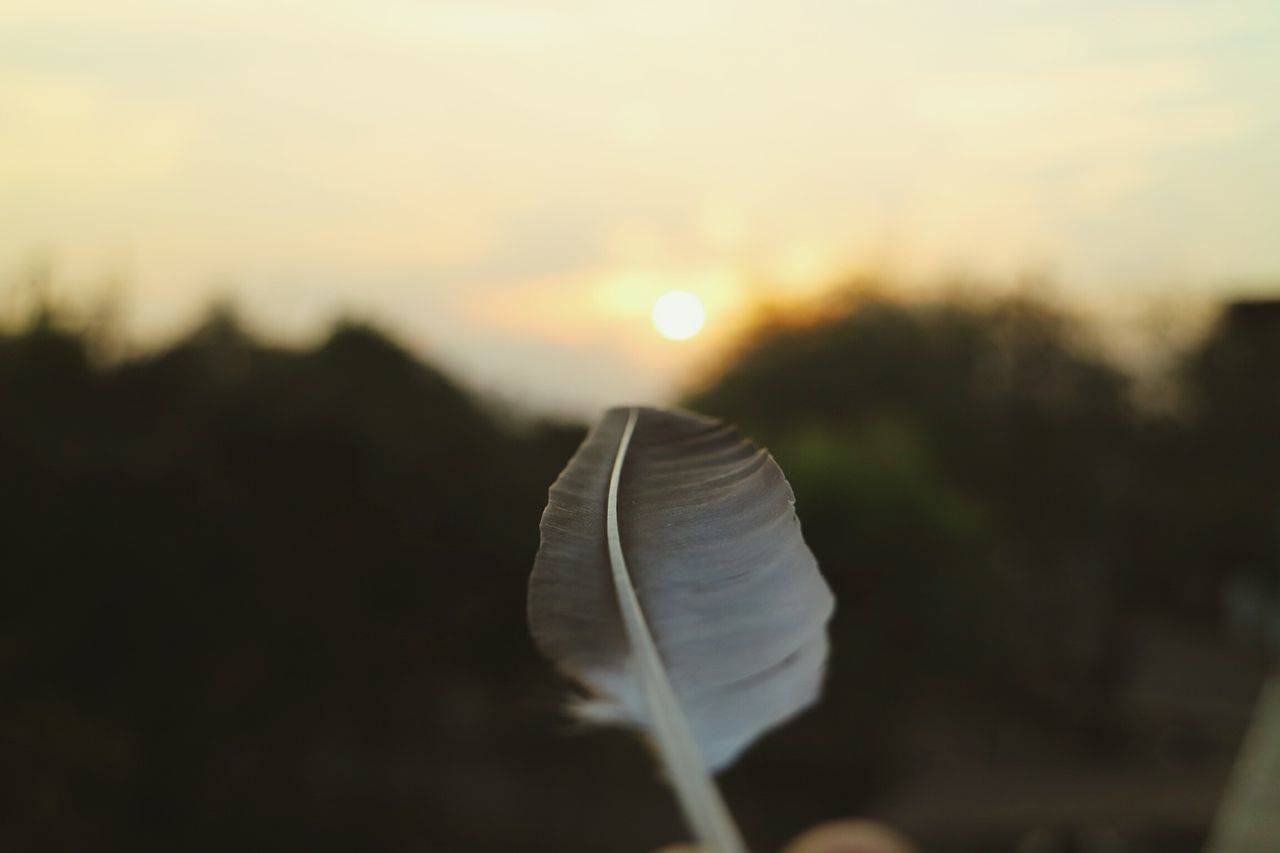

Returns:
2,2,1279,851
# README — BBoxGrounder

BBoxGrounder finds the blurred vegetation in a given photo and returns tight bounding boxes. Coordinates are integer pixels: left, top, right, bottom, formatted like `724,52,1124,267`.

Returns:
1,288,1277,851
688,296,1137,741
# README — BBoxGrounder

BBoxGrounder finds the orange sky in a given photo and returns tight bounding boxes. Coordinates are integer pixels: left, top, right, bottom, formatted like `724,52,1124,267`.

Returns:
3,1,1279,413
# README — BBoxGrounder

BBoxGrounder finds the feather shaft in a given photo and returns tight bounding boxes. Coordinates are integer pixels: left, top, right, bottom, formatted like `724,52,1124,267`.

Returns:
604,408,747,853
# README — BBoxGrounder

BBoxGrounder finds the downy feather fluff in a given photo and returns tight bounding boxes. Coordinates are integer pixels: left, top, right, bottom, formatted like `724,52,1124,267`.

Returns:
528,406,834,852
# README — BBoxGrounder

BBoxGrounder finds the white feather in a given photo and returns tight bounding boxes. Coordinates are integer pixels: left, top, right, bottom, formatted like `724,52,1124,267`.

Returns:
528,406,835,852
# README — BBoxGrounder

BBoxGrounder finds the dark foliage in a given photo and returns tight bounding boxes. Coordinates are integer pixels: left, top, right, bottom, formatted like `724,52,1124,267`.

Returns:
1,291,1276,851
687,297,1138,735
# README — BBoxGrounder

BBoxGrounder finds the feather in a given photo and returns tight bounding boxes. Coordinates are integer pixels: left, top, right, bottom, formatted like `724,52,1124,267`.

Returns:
528,406,835,852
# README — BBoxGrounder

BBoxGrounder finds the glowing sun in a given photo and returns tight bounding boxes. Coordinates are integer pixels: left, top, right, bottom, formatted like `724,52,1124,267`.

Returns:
651,290,706,341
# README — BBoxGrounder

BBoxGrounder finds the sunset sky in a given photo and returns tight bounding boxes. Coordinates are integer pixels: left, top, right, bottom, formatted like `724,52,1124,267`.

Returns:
2,0,1278,414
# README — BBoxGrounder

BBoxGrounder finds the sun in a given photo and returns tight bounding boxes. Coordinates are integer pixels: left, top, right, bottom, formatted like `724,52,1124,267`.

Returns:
651,290,706,341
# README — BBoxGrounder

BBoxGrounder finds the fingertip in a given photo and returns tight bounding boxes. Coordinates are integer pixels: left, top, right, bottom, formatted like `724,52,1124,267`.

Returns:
785,820,914,853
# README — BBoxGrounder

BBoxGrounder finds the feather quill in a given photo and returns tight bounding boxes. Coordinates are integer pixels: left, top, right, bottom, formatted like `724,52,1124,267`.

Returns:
528,406,835,852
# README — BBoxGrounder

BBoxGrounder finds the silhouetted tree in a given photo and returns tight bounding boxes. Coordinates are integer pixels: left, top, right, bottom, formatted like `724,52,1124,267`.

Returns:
687,292,1136,740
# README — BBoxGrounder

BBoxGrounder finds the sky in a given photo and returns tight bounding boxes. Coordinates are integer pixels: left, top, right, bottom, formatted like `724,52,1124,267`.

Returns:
2,0,1279,414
